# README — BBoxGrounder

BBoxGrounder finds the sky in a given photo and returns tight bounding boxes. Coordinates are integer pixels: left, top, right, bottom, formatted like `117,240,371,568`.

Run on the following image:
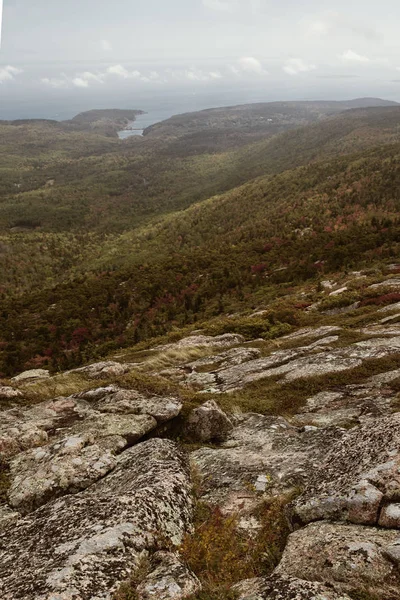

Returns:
1,0,400,118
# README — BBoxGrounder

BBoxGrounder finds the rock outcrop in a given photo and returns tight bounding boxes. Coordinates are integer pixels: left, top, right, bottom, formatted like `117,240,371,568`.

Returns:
291,413,400,528
0,439,193,600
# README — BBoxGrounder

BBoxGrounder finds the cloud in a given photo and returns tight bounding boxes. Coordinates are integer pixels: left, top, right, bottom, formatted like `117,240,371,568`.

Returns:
41,76,68,89
0,65,22,83
305,11,382,42
42,70,105,89
101,39,112,51
339,49,370,63
237,56,266,75
283,58,316,76
107,64,142,79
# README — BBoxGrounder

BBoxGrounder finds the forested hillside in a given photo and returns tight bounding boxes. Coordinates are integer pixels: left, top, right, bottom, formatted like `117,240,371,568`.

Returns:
1,100,400,375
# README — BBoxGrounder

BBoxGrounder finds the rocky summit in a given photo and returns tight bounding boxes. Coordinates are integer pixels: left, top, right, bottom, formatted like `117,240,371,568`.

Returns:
2,272,400,599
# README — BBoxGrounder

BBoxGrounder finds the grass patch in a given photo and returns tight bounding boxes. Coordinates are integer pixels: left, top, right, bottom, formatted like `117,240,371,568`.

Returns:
180,494,294,599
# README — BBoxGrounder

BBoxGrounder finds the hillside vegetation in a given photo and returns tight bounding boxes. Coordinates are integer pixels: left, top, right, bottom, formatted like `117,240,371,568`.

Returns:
1,99,400,375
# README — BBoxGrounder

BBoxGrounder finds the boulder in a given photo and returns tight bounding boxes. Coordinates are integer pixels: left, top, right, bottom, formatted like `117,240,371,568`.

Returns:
136,551,201,599
184,400,233,442
0,439,193,600
0,388,183,462
275,521,400,599
11,369,50,383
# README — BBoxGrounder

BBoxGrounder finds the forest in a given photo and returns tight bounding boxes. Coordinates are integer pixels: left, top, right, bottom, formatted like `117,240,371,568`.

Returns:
1,100,400,375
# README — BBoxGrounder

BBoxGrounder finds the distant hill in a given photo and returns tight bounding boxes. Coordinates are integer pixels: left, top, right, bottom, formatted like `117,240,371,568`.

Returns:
144,97,399,139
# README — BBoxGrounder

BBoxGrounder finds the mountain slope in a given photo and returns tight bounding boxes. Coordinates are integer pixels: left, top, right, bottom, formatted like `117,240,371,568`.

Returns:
1,104,400,374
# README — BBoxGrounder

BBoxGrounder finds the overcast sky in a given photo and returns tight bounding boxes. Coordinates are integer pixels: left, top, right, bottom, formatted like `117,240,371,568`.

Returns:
1,0,400,116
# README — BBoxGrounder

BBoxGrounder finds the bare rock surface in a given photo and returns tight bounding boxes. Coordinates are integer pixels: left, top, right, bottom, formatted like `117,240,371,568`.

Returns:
292,413,400,527
292,368,400,427
0,387,182,462
0,439,193,600
191,413,342,513
275,521,400,599
78,386,182,423
163,331,400,392
136,551,201,600
234,574,352,599
8,433,125,513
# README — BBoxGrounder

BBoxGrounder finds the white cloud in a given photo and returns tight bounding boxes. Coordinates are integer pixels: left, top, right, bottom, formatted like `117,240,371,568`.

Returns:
41,76,69,89
72,77,89,88
107,64,130,78
107,64,142,79
237,56,266,75
101,39,112,51
283,58,316,76
339,49,370,63
0,65,23,83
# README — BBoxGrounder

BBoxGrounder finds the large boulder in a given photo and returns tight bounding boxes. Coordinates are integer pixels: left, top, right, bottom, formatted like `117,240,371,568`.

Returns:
184,400,233,443
0,439,193,600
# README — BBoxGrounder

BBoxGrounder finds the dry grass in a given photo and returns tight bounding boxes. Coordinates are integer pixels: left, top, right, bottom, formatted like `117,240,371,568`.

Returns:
180,494,295,598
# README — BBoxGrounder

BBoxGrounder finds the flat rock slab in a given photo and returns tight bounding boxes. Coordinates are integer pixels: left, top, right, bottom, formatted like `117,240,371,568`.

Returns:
276,521,400,599
292,413,400,528
8,433,126,513
191,413,342,512
155,333,245,352
77,387,182,423
168,333,400,393
70,361,135,379
0,439,193,600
